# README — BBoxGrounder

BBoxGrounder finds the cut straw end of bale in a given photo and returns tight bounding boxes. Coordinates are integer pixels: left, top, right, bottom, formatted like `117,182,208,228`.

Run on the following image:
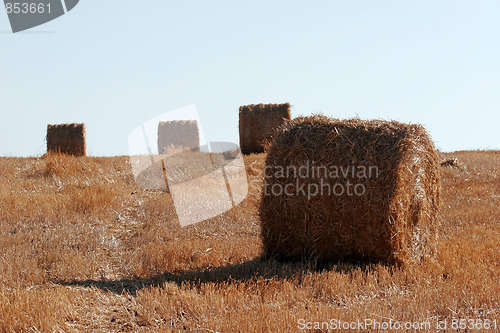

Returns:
46,123,86,157
259,115,441,265
239,103,291,155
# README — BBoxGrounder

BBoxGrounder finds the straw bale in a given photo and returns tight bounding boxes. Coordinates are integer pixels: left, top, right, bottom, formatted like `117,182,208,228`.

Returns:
46,123,86,156
239,103,291,154
158,120,200,154
259,115,441,265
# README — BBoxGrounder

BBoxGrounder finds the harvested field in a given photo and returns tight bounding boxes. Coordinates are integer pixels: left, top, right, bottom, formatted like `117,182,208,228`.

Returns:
0,151,498,331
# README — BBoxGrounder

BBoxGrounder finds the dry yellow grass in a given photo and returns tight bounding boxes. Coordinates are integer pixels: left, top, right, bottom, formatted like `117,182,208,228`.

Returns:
0,151,498,332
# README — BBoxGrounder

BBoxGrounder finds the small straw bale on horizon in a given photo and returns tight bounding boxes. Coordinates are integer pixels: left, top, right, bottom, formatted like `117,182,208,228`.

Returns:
46,123,86,157
158,120,200,155
239,103,291,155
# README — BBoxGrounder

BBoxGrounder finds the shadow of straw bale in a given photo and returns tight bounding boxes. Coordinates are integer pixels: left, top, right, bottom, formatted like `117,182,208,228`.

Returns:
55,257,381,295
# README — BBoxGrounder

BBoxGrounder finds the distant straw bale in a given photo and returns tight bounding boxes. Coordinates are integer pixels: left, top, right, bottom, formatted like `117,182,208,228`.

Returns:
46,123,86,156
158,120,200,154
260,115,441,265
440,158,466,172
239,103,291,155
440,159,458,167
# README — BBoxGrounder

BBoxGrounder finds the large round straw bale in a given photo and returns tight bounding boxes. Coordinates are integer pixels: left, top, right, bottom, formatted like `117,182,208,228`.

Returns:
46,123,86,156
239,103,291,155
259,115,441,265
158,120,200,154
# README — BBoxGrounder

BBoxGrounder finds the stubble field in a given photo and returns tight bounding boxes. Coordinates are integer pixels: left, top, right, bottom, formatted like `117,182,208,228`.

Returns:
0,151,498,332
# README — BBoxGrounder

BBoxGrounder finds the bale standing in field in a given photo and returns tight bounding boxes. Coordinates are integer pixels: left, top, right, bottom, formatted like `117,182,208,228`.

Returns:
260,115,441,265
239,103,291,155
157,120,200,154
46,123,86,156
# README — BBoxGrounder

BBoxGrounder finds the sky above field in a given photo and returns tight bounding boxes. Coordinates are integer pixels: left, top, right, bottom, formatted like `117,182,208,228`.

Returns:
1,1,499,156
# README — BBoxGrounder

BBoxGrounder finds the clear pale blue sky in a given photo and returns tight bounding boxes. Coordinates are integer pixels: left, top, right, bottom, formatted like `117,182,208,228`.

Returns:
1,1,499,156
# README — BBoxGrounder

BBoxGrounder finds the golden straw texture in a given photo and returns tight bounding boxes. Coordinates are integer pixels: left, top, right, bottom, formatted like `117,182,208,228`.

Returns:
260,115,441,265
